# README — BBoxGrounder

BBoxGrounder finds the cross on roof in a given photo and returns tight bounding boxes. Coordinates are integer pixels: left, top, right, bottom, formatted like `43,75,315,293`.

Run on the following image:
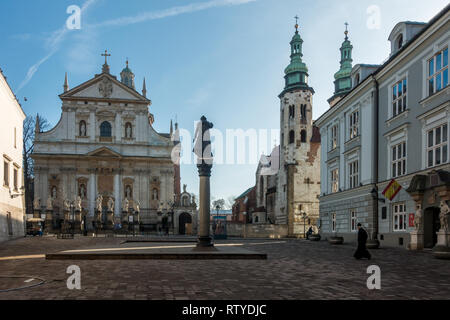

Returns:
101,50,111,65
294,15,299,31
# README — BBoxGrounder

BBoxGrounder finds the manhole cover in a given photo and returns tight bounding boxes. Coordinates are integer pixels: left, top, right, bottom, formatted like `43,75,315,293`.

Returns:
0,276,45,292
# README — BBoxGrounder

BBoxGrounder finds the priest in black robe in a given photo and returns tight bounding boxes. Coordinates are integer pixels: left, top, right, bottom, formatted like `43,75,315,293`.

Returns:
354,223,371,260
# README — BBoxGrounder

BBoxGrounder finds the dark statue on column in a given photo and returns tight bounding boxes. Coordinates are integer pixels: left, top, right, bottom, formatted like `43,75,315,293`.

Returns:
193,116,214,248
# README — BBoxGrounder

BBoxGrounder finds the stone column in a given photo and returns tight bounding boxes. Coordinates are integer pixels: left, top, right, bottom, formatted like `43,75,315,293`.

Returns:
194,116,214,249
88,169,96,217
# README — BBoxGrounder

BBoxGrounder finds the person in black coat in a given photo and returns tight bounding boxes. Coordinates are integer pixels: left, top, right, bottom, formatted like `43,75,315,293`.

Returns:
354,223,371,260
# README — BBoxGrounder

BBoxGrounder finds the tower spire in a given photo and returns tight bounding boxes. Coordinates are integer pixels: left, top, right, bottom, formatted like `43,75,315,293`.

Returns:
170,120,174,135
63,72,69,93
281,15,313,95
142,77,147,97
328,22,353,106
35,114,40,134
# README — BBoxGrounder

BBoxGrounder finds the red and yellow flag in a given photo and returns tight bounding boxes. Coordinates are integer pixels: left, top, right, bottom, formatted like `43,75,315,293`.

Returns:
382,179,402,201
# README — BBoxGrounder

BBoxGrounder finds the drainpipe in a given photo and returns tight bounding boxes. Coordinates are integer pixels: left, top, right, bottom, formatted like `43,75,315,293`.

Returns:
373,76,380,241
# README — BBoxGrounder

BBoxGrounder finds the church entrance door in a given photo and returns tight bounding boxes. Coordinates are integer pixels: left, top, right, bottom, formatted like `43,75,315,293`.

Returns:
179,213,192,235
424,207,440,248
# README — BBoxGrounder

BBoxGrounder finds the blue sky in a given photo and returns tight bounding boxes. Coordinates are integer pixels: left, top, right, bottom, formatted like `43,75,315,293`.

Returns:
0,0,447,204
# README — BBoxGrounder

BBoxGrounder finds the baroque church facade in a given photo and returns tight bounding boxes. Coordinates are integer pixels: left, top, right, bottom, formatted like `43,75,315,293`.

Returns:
254,22,321,238
32,54,197,234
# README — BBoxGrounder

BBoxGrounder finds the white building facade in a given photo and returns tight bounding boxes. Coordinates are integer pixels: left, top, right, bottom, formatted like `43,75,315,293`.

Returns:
0,68,26,242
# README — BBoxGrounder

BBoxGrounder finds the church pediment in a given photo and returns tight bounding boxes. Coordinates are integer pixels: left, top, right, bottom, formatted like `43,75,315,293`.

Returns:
59,73,150,103
87,147,122,158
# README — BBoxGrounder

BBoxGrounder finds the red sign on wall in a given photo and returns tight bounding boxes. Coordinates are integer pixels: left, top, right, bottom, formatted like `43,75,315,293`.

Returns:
409,214,415,228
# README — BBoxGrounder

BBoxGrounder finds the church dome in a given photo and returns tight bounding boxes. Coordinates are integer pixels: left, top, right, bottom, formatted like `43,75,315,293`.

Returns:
120,60,135,89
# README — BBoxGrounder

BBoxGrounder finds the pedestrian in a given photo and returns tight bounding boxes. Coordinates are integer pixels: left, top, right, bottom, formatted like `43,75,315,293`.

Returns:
306,226,313,239
354,223,371,260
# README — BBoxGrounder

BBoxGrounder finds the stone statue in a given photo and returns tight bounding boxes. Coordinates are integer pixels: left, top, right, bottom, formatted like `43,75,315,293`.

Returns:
96,195,103,212
125,185,132,198
46,196,53,210
33,197,41,209
440,200,449,232
133,199,140,213
75,196,82,212
51,186,57,199
126,124,132,138
79,184,86,199
414,204,422,231
63,198,70,211
183,184,187,193
193,116,214,165
158,202,164,212
122,197,129,212
80,122,86,136
107,197,115,212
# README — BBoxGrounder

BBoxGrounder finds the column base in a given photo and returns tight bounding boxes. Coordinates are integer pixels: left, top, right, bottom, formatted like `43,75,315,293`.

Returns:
196,236,214,248
437,230,450,247
409,231,424,251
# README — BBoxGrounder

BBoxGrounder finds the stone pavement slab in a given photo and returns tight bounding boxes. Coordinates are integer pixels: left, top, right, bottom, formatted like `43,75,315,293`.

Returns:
0,236,449,300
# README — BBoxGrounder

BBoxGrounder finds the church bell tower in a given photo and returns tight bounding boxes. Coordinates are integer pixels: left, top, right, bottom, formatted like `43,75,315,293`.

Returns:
276,18,320,237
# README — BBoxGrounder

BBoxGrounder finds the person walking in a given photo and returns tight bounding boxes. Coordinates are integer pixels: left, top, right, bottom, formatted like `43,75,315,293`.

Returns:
354,223,371,260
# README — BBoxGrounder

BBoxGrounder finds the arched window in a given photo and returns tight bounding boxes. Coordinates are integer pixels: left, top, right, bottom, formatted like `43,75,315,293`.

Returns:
397,34,403,50
355,74,360,86
79,120,87,137
300,104,307,119
152,188,159,201
301,130,307,143
125,122,132,138
100,121,112,137
289,130,295,144
260,176,264,202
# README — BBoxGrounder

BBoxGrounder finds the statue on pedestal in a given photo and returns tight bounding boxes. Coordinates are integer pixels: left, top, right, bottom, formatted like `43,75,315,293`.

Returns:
75,196,82,212
414,204,422,231
63,198,70,212
33,197,41,210
107,197,115,212
133,199,140,213
46,196,53,210
96,195,103,212
440,200,449,232
122,197,129,212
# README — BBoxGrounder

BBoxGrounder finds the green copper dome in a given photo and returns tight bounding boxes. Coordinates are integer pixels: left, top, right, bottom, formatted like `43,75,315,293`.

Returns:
280,25,314,96
329,25,353,103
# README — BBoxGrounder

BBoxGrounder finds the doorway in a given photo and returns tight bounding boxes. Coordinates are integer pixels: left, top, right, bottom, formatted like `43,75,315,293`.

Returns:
424,207,440,248
179,212,192,235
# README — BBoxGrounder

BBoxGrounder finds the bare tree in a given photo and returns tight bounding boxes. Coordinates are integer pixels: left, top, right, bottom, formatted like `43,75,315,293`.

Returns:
23,114,50,214
212,199,225,212
225,196,236,210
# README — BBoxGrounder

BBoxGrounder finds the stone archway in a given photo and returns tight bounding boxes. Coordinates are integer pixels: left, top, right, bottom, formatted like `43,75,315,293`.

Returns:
424,207,440,248
179,212,192,235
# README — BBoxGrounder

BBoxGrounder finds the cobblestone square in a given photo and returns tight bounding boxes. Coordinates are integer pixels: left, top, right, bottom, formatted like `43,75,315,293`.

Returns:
0,236,449,300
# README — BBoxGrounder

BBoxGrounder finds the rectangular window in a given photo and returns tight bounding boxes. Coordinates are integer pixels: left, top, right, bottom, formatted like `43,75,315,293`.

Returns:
13,168,18,191
393,203,407,231
289,105,295,119
349,160,359,189
332,213,336,232
392,142,407,177
350,210,357,232
331,169,339,193
331,125,338,150
427,124,448,168
349,110,359,140
3,161,9,187
392,78,407,117
428,47,448,96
